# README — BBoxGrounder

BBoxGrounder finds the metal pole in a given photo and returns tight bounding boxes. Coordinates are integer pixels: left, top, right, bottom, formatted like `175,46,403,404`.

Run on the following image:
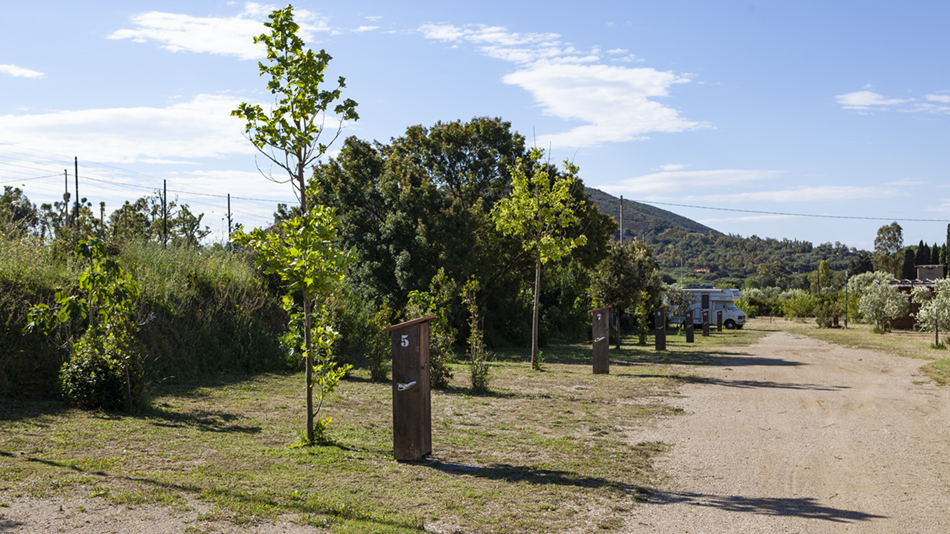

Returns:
227,193,232,247
74,157,79,227
63,169,69,227
163,179,168,249
619,195,623,243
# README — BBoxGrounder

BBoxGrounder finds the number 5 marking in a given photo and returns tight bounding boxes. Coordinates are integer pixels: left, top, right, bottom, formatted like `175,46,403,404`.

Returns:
401,335,409,347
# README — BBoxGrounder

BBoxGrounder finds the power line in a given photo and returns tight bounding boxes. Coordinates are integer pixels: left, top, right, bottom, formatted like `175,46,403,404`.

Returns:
630,199,950,223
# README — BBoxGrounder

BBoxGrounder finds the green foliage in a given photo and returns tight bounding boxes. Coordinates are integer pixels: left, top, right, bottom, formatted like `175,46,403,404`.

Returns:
859,282,909,332
0,186,38,237
367,303,395,382
912,279,950,342
233,207,352,444
814,292,844,328
232,4,358,209
492,147,588,369
461,277,491,392
310,119,612,348
25,238,146,411
107,191,211,246
404,268,457,389
874,222,903,278
780,289,819,320
901,248,916,279
590,241,663,347
665,285,696,328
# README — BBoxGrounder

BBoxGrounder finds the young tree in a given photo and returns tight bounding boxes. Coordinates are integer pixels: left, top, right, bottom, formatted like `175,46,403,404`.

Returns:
233,207,351,443
874,222,903,278
232,5,359,212
590,240,662,347
912,279,950,344
492,148,588,369
231,5,358,444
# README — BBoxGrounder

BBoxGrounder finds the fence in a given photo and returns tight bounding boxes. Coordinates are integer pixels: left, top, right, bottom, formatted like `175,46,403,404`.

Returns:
0,145,296,243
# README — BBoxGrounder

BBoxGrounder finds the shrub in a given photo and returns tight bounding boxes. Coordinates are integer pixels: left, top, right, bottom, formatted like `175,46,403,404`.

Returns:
859,282,908,332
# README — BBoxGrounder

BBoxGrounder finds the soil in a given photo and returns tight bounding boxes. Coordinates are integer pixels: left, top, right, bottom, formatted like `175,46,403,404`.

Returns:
628,321,950,533
3,320,950,532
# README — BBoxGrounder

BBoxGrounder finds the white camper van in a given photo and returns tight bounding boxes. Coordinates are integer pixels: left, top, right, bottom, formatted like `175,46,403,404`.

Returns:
672,285,746,329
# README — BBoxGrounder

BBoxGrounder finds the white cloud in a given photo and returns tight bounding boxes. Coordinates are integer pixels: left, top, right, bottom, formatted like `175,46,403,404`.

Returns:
353,25,379,33
0,94,255,163
0,64,44,78
601,169,779,196
836,90,910,110
658,163,688,171
109,3,330,61
606,48,628,55
837,89,950,114
419,23,704,148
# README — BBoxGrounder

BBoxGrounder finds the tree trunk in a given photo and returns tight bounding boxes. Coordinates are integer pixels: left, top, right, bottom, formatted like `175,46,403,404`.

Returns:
303,294,314,444
531,252,541,370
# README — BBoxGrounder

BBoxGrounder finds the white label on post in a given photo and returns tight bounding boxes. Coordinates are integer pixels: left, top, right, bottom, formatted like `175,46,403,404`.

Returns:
401,334,409,347
597,313,602,321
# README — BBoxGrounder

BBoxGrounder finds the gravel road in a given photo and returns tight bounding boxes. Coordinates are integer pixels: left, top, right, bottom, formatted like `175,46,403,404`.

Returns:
628,323,950,533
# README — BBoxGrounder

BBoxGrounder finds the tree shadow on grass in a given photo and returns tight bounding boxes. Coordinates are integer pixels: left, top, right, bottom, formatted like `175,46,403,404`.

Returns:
139,406,262,434
421,458,651,496
0,398,69,423
645,490,886,523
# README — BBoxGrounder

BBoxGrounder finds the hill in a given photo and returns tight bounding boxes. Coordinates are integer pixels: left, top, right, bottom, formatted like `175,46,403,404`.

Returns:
585,187,720,241
585,187,863,286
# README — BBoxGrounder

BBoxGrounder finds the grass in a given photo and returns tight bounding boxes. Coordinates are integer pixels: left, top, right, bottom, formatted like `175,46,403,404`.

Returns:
0,335,726,533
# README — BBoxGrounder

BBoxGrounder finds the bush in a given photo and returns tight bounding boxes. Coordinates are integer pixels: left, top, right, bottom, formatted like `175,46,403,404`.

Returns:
859,283,908,332
60,332,146,410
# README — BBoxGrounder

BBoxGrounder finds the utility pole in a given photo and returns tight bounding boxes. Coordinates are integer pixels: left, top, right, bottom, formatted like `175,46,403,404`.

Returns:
63,170,69,227
227,193,232,249
74,157,79,227
163,180,168,249
619,195,624,243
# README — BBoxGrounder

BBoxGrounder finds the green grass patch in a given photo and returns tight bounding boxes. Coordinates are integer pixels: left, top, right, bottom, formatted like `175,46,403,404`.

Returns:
0,340,703,533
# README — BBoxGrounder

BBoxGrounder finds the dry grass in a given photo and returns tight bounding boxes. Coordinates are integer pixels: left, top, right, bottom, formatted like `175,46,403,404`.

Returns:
0,336,725,533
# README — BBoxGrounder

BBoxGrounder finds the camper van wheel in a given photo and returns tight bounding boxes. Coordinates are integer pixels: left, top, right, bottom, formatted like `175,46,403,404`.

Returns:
724,319,737,330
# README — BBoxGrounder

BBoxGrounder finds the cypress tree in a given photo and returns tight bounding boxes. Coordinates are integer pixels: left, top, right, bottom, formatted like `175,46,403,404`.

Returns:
902,248,916,279
916,240,930,267
932,243,941,265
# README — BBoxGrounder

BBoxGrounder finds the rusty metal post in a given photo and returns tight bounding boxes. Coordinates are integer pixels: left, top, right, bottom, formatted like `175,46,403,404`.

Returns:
702,309,710,337
717,309,723,332
685,309,694,343
383,315,435,462
589,306,611,374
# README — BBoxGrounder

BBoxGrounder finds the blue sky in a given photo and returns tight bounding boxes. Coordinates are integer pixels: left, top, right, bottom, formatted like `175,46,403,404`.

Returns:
2,1,949,250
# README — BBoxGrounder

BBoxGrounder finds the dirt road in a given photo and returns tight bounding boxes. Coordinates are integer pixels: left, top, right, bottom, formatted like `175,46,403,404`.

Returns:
629,323,950,533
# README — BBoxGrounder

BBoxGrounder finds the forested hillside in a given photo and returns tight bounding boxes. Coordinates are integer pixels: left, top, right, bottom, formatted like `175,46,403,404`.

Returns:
585,188,863,286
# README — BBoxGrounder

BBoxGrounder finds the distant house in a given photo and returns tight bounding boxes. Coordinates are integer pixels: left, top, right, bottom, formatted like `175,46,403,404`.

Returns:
888,265,945,329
